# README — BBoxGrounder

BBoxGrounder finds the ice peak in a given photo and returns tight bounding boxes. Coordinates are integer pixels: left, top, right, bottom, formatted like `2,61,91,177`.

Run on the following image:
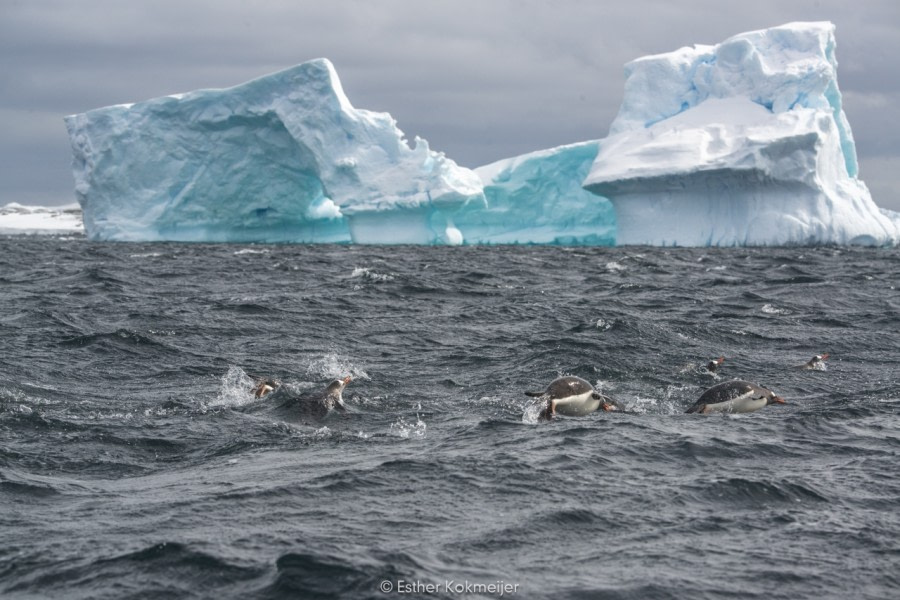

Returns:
586,21,898,247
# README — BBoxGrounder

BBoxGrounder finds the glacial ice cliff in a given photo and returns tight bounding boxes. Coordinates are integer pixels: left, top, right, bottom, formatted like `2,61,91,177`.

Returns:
465,141,614,245
583,21,900,246
65,58,483,243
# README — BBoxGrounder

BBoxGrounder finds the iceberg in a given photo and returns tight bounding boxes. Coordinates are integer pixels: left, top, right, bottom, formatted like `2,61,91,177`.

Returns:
63,23,898,247
583,21,900,246
65,58,483,243
461,141,615,245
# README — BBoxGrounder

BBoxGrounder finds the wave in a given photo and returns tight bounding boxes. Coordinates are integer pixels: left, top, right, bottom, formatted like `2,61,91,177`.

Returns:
4,241,900,600
691,476,831,507
58,329,178,357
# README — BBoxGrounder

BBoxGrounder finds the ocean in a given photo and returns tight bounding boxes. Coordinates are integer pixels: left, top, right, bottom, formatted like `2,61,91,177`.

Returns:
1,236,898,599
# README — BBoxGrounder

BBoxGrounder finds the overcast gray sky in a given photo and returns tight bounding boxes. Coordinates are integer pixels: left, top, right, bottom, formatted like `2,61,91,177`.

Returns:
2,0,898,210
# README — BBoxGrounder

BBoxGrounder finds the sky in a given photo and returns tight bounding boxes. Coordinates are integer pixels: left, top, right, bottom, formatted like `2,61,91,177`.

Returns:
2,0,899,210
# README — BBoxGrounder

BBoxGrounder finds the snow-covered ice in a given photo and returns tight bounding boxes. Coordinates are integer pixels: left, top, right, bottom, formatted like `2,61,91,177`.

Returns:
583,21,900,246
0,203,83,235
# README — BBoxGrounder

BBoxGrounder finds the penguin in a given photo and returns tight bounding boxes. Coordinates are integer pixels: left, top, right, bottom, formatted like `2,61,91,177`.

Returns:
705,356,725,373
795,353,829,370
274,375,352,421
251,377,280,398
525,376,622,420
685,380,785,415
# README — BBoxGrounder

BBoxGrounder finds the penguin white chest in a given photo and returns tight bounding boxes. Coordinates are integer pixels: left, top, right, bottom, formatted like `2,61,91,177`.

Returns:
552,390,600,416
704,394,768,414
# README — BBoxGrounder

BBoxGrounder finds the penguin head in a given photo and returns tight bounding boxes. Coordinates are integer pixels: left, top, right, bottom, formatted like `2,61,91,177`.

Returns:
326,375,352,391
766,391,786,406
325,375,352,410
706,356,725,371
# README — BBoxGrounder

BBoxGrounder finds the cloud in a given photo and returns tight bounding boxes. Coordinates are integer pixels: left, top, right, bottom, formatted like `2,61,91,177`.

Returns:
1,0,898,209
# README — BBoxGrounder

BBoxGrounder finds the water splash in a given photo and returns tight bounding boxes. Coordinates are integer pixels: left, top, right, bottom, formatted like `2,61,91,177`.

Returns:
389,414,427,439
626,384,695,415
306,353,370,381
521,399,546,425
210,366,257,408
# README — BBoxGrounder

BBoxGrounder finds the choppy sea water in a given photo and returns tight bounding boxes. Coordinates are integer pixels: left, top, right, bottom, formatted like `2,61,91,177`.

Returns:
1,236,898,600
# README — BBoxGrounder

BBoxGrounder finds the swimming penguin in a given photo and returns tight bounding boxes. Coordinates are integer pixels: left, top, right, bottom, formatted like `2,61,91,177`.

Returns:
795,353,829,370
276,375,352,420
685,380,785,415
251,377,280,398
525,376,622,420
705,356,725,373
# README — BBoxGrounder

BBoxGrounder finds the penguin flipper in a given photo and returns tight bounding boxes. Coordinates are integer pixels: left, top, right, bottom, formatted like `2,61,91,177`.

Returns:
524,391,545,398
685,403,705,414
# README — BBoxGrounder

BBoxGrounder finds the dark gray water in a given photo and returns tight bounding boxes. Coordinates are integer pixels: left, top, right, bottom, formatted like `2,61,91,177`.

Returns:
1,237,898,599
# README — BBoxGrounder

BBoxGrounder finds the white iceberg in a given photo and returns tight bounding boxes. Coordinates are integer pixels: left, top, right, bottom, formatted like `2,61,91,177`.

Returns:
65,58,483,243
62,24,899,247
583,21,900,246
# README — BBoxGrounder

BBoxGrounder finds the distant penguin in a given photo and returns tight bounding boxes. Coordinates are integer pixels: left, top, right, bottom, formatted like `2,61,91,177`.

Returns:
276,375,352,420
685,380,785,415
795,353,829,371
705,356,725,373
525,376,623,420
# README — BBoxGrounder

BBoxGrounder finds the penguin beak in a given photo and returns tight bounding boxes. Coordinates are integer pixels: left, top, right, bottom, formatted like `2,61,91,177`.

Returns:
342,375,352,385
716,357,725,364
601,402,617,412
774,396,786,404
820,353,829,361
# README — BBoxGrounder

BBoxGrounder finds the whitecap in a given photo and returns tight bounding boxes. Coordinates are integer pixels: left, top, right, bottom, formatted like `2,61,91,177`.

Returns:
389,415,426,439
351,267,394,282
312,426,332,439
761,303,790,315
